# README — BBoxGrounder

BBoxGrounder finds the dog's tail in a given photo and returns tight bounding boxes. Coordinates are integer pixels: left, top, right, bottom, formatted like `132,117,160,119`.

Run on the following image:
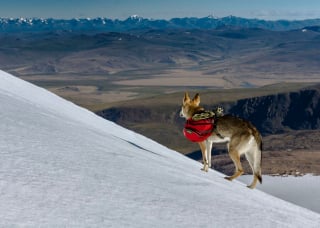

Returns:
258,141,262,184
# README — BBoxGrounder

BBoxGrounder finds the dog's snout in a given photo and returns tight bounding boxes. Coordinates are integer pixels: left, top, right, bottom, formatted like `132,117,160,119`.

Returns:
179,109,185,118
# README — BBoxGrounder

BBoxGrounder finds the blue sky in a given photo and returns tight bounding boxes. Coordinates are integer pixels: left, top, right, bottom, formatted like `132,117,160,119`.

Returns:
1,0,320,20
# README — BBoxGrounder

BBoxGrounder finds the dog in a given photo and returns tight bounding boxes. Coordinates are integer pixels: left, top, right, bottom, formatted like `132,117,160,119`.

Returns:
180,92,262,189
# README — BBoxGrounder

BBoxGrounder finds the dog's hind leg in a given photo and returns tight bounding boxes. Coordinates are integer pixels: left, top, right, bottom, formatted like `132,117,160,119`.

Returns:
245,148,262,189
198,141,209,172
224,144,244,181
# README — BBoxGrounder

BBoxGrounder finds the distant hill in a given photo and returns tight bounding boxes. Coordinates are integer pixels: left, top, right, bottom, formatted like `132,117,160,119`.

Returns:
229,84,320,134
1,25,320,83
1,16,320,33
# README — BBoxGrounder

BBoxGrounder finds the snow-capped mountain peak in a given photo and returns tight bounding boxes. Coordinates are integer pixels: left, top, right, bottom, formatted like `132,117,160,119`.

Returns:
128,14,144,21
1,17,320,33
130,14,140,19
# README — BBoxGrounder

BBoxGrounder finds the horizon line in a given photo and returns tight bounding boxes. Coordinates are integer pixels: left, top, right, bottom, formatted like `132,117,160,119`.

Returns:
1,15,320,22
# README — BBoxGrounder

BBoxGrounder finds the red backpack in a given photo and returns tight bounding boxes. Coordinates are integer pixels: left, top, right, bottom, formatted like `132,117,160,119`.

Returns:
183,118,214,142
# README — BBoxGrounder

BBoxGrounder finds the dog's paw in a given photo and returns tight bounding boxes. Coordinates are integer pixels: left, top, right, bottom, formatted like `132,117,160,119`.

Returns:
201,166,209,172
224,176,233,181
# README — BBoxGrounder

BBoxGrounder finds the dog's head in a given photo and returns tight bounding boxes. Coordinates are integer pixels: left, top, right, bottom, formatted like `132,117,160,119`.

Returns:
180,92,202,119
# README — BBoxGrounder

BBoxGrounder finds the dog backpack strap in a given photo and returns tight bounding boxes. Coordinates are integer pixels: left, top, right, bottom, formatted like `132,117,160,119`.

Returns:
211,117,226,139
192,111,215,121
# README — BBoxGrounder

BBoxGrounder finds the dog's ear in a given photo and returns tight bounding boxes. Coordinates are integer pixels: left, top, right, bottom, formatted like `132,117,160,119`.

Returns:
183,92,190,104
192,93,200,106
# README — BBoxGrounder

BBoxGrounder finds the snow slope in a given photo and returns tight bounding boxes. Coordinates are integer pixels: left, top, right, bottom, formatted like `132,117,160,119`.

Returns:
0,70,320,227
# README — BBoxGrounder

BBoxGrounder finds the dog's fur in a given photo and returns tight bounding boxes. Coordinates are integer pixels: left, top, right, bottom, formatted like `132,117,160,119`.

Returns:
180,92,262,189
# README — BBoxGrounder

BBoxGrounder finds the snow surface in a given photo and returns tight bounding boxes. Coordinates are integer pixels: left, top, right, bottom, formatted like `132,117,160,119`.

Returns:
0,70,320,227
239,175,320,213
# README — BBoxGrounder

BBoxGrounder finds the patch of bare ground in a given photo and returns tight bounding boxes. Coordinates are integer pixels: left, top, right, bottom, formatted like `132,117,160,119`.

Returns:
49,85,138,111
212,150,320,177
114,76,231,87
112,69,320,88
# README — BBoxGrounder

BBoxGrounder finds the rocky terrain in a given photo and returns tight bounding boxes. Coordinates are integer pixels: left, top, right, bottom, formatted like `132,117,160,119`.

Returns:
213,150,320,176
229,84,320,134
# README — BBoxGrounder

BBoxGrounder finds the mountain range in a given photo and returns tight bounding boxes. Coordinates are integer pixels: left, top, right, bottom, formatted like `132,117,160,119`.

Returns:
1,16,320,33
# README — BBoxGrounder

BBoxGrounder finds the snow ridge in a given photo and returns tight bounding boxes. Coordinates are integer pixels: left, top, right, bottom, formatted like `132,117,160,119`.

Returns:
0,70,320,227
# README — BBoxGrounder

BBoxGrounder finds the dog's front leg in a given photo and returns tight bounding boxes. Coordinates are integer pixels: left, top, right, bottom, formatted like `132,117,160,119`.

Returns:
198,141,209,172
206,140,213,168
